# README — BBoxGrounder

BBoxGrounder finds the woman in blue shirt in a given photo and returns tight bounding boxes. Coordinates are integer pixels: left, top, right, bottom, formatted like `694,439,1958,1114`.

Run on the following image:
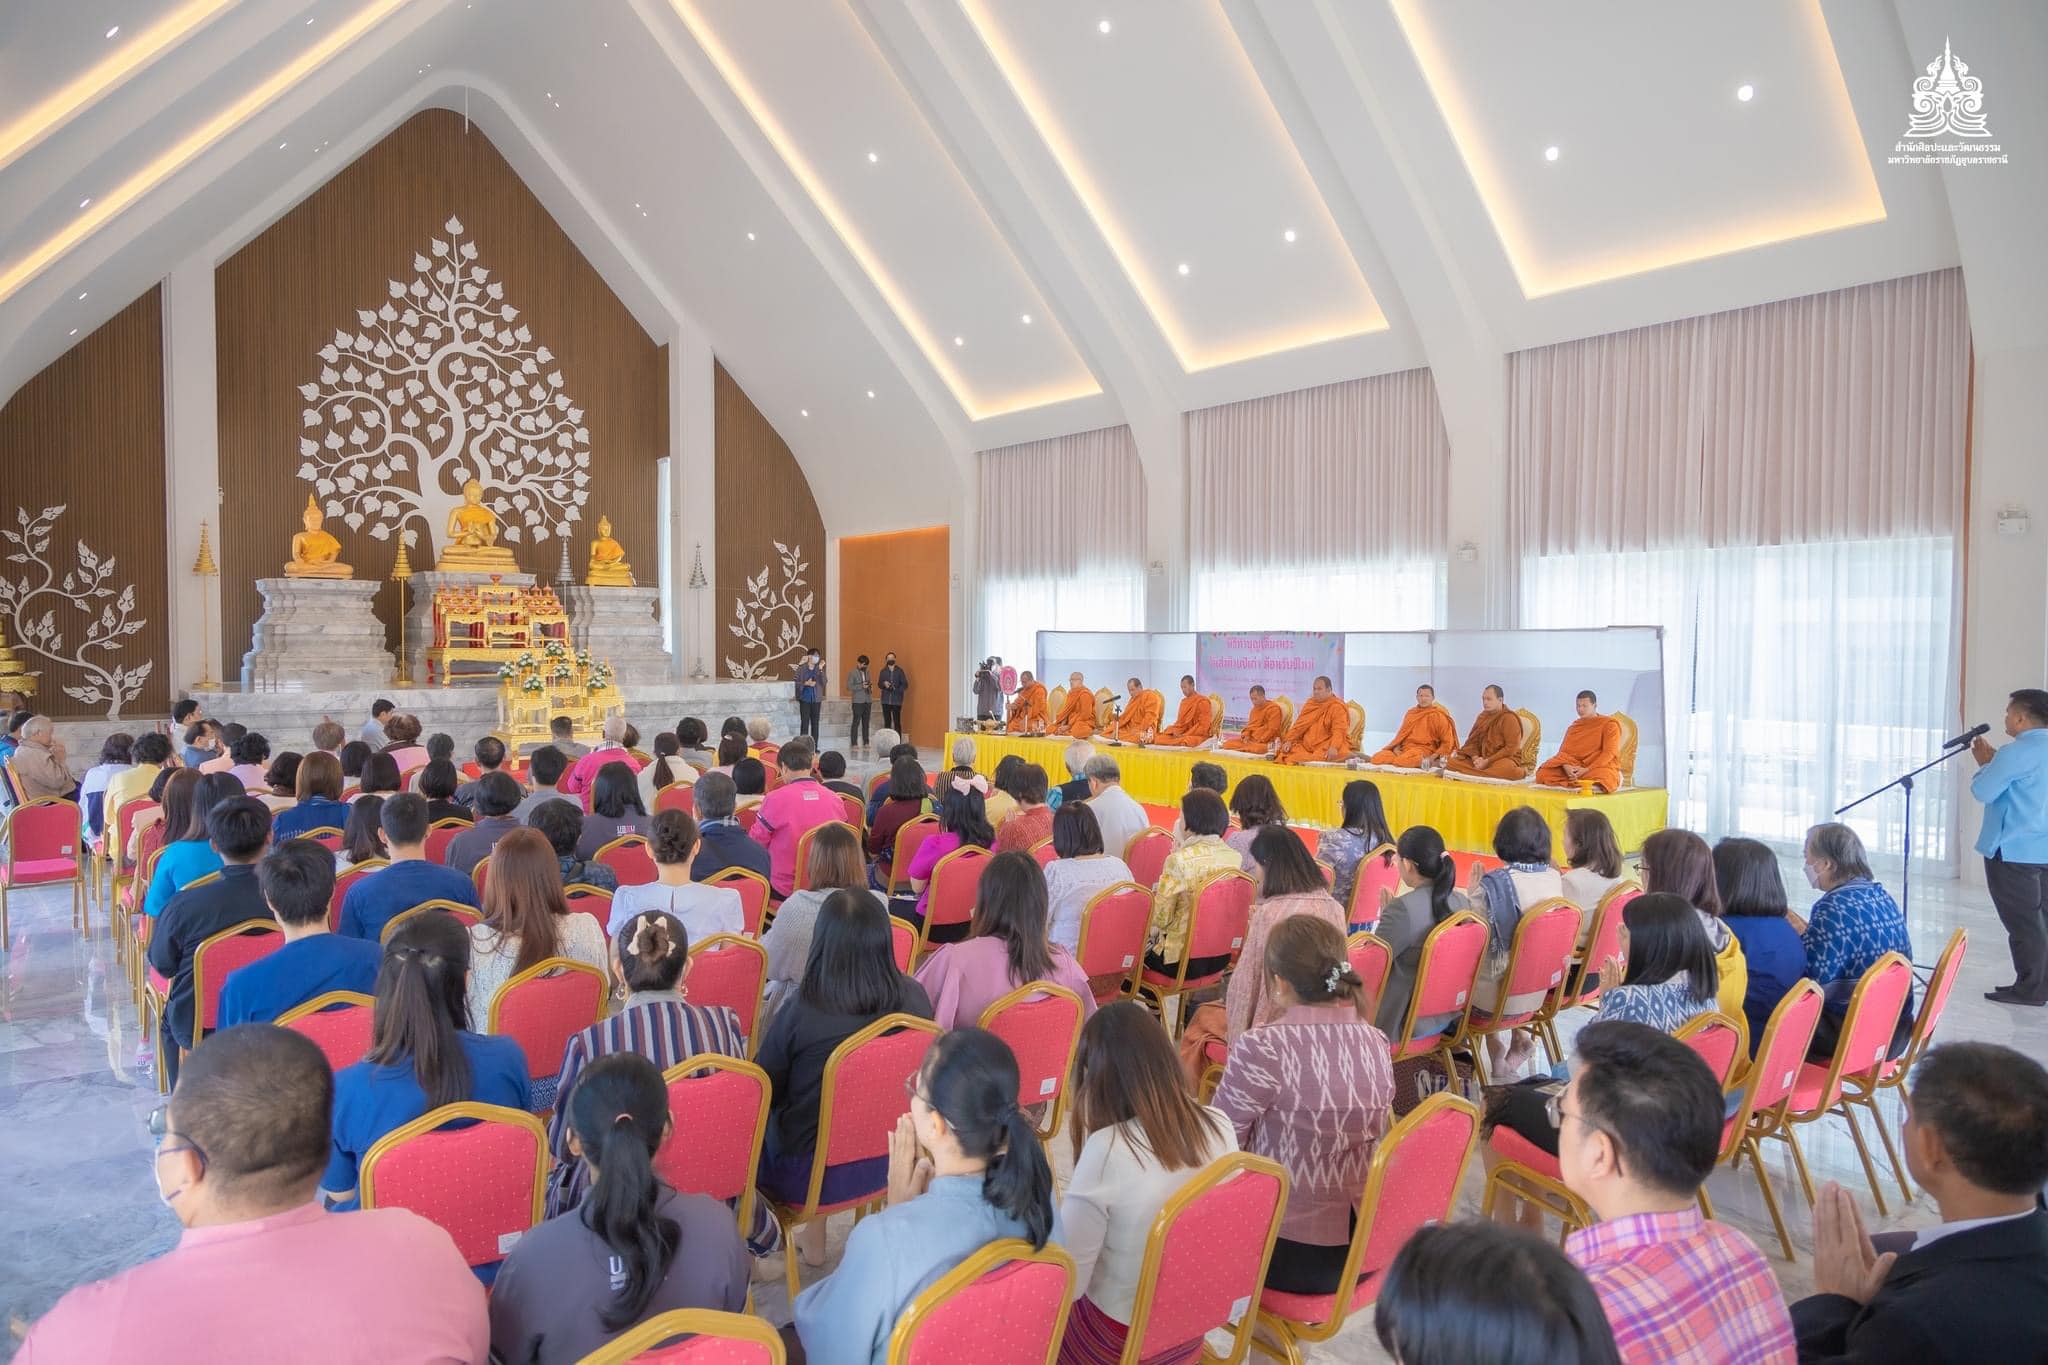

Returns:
1797,822,1914,1059
142,772,242,918
273,751,352,840
794,1026,1058,1365
320,909,531,1211
1712,837,1809,1055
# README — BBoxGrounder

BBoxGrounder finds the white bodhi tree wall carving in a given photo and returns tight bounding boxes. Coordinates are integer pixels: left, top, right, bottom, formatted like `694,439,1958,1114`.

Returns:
0,505,152,718
725,541,815,680
295,216,592,559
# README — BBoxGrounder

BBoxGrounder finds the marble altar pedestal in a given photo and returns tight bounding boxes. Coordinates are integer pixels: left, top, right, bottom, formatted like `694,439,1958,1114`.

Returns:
562,585,672,688
401,569,538,683
241,577,396,691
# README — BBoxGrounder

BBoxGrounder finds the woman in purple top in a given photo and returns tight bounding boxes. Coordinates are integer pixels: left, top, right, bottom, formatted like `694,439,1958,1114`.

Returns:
902,780,993,945
915,851,1097,1030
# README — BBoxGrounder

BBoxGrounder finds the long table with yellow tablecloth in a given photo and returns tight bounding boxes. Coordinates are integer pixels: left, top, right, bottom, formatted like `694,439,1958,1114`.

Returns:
946,732,1667,856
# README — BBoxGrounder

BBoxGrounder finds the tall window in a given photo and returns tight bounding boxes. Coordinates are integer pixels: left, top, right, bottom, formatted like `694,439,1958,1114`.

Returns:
656,456,674,654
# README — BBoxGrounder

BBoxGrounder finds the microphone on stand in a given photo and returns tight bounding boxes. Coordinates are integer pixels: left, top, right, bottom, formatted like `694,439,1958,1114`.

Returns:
1943,722,1990,749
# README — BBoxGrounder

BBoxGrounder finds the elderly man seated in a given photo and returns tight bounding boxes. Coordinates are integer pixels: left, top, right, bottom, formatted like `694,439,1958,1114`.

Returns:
11,714,77,801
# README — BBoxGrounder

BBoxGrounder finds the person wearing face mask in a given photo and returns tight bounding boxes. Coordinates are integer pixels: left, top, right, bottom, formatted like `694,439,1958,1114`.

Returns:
794,646,825,742
878,653,908,739
17,1025,486,1362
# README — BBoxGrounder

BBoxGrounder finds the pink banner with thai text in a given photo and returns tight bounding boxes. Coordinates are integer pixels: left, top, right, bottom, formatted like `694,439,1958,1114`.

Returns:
1196,631,1345,730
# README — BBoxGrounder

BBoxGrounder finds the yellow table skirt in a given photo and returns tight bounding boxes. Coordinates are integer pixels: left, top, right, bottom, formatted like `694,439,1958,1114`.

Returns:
947,732,1669,856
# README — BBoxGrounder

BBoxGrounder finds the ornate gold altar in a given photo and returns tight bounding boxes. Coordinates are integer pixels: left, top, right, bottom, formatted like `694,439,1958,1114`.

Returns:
425,578,569,684
495,641,622,748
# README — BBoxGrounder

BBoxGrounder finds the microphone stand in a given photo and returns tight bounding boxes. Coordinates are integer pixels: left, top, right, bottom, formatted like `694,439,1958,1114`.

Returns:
1835,740,1977,927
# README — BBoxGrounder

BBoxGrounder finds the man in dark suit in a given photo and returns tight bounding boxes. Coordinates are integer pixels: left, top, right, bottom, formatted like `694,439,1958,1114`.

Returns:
1792,1040,2048,1362
689,772,771,883
147,797,275,1089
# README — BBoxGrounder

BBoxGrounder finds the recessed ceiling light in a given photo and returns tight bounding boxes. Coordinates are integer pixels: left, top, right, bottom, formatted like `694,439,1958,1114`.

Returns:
77,291,87,300
1020,313,1032,325
1176,262,1190,276
1543,145,1559,162
78,197,91,209
745,231,756,241
865,389,876,399
866,150,879,164
1098,19,1111,34
278,140,288,149
1283,228,1296,243
602,41,609,48
1736,83,1755,102
69,328,78,336
952,335,964,347
799,408,809,417
304,15,314,23
104,25,120,39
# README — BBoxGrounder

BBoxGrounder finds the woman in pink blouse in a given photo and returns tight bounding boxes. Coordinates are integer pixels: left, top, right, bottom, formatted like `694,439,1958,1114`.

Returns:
902,781,995,944
915,850,1097,1030
1224,826,1348,1042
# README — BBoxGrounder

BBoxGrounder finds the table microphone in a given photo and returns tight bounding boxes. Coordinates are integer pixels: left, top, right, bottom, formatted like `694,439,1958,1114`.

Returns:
1943,722,1990,749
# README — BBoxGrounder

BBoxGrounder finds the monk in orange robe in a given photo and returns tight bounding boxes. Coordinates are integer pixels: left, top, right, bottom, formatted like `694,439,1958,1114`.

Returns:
1274,675,1356,765
1049,671,1099,739
1004,671,1048,734
1444,684,1527,779
1369,684,1458,767
1154,675,1214,747
1535,690,1624,792
1220,685,1285,753
1113,677,1165,743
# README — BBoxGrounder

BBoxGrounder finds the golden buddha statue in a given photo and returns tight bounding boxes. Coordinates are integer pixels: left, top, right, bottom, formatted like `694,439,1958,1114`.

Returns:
285,495,352,578
586,514,634,587
437,478,518,572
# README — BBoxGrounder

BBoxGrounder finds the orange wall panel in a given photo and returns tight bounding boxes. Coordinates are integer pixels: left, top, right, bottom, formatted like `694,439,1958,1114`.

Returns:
838,527,949,747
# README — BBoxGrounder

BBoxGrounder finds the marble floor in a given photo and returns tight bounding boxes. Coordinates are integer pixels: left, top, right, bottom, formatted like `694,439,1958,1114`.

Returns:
1,855,2039,1362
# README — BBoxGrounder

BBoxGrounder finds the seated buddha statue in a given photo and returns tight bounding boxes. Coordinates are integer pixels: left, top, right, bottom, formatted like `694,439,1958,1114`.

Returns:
586,515,634,587
284,495,352,578
437,478,518,572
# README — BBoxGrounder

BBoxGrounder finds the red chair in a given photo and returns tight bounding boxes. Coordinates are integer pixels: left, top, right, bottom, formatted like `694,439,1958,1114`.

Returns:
837,791,866,831
688,934,768,1054
190,919,285,1045
887,1239,1076,1365
277,990,376,1070
1134,871,1253,1035
359,1101,547,1268
379,898,484,943
977,983,1085,1142
1873,928,1965,1199
1555,884,1641,1024
1677,1010,1746,1089
107,797,160,923
1,797,87,941
1122,828,1173,889
1028,839,1057,868
1783,953,1916,1215
735,807,760,834
300,825,346,852
564,883,614,935
704,867,771,937
580,1309,787,1363
471,855,492,898
485,957,608,1088
596,835,658,887
1074,881,1151,1004
655,783,696,816
1386,911,1489,1081
916,845,991,962
1703,980,1824,1258
1120,1152,1288,1363
657,1053,770,1239
889,816,941,894
1256,1094,1480,1357
793,821,858,892
866,771,890,800
327,859,390,931
423,818,471,866
889,915,917,973
1465,898,1581,1080
769,1014,942,1298
1345,845,1402,930
1315,859,1337,889
1347,931,1393,1021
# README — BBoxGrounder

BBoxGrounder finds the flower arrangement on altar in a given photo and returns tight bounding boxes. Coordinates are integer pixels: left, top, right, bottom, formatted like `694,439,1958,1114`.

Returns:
494,645,623,749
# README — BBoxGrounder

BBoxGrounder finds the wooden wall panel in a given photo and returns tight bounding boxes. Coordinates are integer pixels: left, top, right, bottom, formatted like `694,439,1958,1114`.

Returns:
714,363,825,680
215,108,667,679
0,288,169,719
839,527,949,746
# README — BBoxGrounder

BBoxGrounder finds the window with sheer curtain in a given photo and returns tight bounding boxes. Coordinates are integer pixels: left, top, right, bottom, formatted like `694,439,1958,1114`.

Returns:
1511,269,1969,866
1187,370,1451,631
976,426,1147,669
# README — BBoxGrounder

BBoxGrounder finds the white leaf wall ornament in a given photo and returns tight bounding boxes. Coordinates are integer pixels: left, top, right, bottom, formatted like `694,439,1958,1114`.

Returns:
0,505,152,718
724,544,816,680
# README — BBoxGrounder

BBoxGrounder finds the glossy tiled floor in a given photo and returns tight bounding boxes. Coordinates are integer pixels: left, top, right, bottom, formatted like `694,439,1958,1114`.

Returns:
1,857,2037,1361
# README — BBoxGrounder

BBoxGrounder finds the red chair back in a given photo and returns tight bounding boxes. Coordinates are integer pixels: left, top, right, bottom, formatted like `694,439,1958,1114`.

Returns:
1123,828,1173,889
889,1240,1076,1365
819,1017,940,1173
423,821,471,866
656,783,696,816
471,855,491,898
688,934,768,1045
277,990,375,1070
1727,980,1825,1148
485,957,608,1080
1130,1153,1288,1359
191,920,284,1042
977,983,1085,1139
1348,1094,1480,1301
1476,899,1581,1029
581,1309,785,1363
735,807,760,834
704,867,771,936
302,826,345,852
564,883,614,935
1801,953,1914,1116
1567,884,1640,1008
1894,928,1967,1078
1677,1012,1745,1087
837,792,865,829
358,1102,546,1266
596,835,658,887
114,798,159,875
1028,839,1057,868
794,821,858,892
1076,882,1151,1002
890,816,941,893
866,771,889,799
924,845,991,944
4,797,83,880
889,915,916,973
1392,912,1488,1058
658,1054,770,1236
1347,847,1402,929
1347,932,1393,1020
328,860,388,930
1185,871,1254,967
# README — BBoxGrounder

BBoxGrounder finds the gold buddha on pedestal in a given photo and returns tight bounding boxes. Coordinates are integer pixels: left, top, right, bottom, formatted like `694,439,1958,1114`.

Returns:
586,515,634,587
284,495,352,578
437,478,518,572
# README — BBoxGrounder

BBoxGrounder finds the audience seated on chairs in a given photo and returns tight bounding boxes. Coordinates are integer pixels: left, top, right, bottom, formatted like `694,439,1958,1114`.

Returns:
1042,803,1134,954
903,782,995,937
320,911,531,1211
756,890,933,1269
749,739,840,897
1556,1020,1794,1363
77,731,134,844
1799,822,1916,1059
1466,806,1567,1076
732,757,770,811
1318,780,1395,911
224,731,271,791
356,752,403,799
378,713,428,771
609,809,742,939
1712,837,1810,1057
1791,1041,2048,1363
945,735,978,784
1375,1222,1623,1365
333,795,387,874
636,733,695,811
690,772,773,883
1561,810,1628,946
357,699,395,750
794,1027,1056,1365
512,745,571,822
1212,915,1392,1295
219,837,379,1028
12,715,77,802
454,736,507,810
1640,829,1749,1032
530,797,618,894
492,1052,750,1364
415,760,466,825
272,751,350,841
253,751,301,813
1145,789,1242,982
462,829,610,1058
764,823,884,1021
1059,1002,1237,1362
865,757,930,890
1165,761,1229,846
562,714,641,797
914,851,1096,1030
309,718,345,761
1225,774,1289,870
1081,755,1149,862
104,731,171,836
817,749,862,803
677,716,715,772
1050,739,1095,811
337,740,372,793
992,763,1053,855
1374,826,1473,1039
183,718,225,774
745,716,775,756
338,794,482,941
148,796,277,1088
144,772,245,919
17,1024,488,1362
446,772,526,876
710,732,749,779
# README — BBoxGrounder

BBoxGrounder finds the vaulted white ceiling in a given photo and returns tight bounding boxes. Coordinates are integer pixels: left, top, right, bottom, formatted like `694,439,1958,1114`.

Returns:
0,0,1968,534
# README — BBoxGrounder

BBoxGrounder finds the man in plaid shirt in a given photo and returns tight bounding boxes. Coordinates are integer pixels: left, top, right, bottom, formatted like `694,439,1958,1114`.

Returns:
1560,1021,1795,1363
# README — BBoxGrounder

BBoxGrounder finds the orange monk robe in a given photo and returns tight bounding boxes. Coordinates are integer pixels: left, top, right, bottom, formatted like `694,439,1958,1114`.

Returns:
1004,682,1048,734
1274,697,1356,766
1535,716,1624,792
1050,687,1098,739
1153,694,1214,747
1220,700,1284,752
1444,709,1526,780
1368,706,1458,768
1114,689,1165,743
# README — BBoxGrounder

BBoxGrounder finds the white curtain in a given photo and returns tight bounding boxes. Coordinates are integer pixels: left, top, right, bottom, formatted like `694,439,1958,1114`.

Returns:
977,425,1147,668
1513,269,1969,867
1187,370,1450,630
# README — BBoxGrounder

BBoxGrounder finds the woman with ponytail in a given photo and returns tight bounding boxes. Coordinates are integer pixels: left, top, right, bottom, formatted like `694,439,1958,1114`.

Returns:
634,731,695,813
1213,914,1392,1295
490,1053,748,1363
321,911,531,1210
795,1027,1058,1365
1374,825,1473,1037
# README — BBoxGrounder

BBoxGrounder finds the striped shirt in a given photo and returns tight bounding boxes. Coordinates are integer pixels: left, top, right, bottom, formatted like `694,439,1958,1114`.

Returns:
1567,1209,1794,1364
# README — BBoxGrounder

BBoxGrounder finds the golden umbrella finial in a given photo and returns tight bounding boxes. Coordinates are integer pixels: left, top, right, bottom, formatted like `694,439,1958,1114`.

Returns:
192,519,219,687
191,519,218,576
392,531,414,683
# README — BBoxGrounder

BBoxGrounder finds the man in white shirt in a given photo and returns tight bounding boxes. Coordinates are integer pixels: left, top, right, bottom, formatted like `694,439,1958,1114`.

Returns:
1083,754,1150,862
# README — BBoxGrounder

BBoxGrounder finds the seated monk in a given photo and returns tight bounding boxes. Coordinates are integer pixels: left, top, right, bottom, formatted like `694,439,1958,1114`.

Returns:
1113,677,1164,743
1049,672,1098,739
1153,675,1214,747
1004,671,1049,734
1369,684,1457,768
1444,684,1526,780
1220,685,1284,753
1535,690,1624,792
1274,676,1356,766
